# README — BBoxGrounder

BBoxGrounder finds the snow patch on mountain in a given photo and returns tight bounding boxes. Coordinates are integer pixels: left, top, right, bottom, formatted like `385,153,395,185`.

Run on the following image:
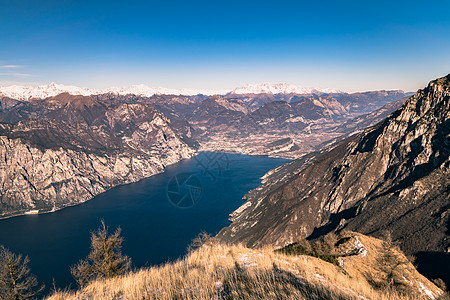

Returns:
0,83,227,100
231,82,343,95
0,83,98,100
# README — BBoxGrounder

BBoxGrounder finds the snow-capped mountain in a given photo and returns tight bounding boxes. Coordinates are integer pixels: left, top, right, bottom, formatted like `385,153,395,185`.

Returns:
0,83,99,101
0,83,227,100
231,82,343,95
0,82,343,101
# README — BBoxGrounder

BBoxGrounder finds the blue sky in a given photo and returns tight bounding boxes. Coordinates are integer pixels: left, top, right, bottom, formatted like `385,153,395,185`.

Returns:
1,0,450,92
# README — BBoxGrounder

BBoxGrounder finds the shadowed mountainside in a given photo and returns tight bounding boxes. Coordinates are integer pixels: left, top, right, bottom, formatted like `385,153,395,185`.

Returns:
217,73,450,284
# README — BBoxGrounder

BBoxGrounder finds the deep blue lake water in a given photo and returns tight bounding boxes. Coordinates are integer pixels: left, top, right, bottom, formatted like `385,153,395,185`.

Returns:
0,152,289,293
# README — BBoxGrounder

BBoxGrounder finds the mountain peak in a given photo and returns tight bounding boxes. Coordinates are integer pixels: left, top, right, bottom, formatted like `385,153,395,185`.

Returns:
401,73,450,123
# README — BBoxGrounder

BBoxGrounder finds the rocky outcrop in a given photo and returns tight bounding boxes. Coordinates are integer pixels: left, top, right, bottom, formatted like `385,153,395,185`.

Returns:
0,94,194,218
217,74,449,260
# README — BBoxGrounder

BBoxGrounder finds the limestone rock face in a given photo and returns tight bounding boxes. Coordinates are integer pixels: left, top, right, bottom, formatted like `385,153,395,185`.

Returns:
217,74,450,257
0,94,194,218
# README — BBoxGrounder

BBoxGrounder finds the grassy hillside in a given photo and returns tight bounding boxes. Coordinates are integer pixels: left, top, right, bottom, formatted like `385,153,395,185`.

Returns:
48,232,445,300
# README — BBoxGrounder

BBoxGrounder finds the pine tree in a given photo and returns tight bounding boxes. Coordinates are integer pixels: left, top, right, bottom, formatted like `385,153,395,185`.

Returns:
0,246,44,300
71,220,131,287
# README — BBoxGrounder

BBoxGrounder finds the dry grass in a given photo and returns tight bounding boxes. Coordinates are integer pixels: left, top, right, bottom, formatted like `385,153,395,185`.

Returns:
48,233,444,300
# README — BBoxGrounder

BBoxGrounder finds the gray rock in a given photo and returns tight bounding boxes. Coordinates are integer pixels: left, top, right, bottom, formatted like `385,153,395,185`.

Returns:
0,94,194,218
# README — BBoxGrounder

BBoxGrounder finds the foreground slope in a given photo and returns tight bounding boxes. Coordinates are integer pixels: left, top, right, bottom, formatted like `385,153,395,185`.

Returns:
217,74,449,279
48,232,443,300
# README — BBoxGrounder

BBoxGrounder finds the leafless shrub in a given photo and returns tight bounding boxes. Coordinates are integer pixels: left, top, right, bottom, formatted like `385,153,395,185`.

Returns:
0,245,44,299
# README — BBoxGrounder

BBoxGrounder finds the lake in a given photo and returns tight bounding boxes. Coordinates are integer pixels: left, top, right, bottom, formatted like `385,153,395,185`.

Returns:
0,152,289,293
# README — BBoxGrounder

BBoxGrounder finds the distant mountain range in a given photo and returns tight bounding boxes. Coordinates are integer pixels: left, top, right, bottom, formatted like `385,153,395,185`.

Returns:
1,84,411,156
0,81,407,101
230,82,343,94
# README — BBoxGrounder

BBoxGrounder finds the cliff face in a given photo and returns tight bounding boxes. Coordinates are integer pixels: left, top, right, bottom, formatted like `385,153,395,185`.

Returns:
0,94,194,218
217,74,450,256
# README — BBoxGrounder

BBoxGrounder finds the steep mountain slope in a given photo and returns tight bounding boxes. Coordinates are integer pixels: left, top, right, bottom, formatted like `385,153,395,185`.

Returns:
93,93,206,119
217,74,450,280
0,94,194,218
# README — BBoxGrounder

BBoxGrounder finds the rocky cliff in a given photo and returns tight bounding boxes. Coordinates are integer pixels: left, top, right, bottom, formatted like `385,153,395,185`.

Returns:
0,94,194,218
217,74,450,280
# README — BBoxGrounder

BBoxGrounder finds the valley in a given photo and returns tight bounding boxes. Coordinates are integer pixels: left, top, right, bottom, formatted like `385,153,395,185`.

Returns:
0,84,410,218
0,77,448,298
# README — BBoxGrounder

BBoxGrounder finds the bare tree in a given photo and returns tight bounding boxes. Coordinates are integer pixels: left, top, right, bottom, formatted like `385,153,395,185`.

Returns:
187,231,213,253
71,220,131,287
0,246,44,300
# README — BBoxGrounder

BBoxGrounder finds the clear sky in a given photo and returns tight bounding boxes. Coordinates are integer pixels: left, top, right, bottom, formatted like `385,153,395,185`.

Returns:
1,0,450,92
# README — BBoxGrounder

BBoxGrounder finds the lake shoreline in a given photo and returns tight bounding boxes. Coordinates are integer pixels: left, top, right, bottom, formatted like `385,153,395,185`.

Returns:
0,152,289,292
